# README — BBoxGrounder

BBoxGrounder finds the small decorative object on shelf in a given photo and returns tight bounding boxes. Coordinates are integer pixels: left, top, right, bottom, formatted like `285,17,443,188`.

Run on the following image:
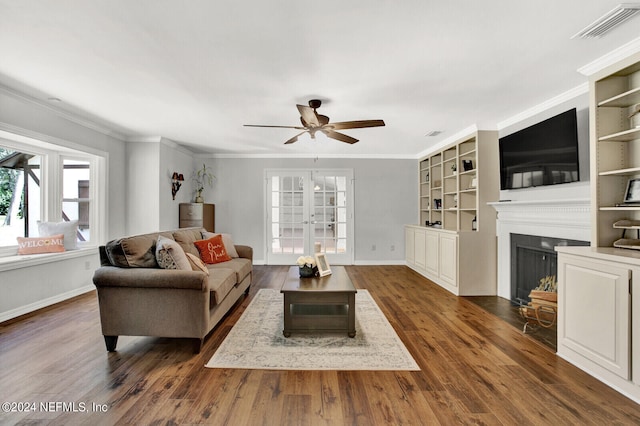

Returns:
462,159,473,171
451,163,457,175
471,216,477,231
296,256,318,277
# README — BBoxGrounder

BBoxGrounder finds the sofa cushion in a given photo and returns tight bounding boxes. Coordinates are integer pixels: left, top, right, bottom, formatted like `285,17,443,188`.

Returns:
194,235,232,264
207,257,252,283
207,268,236,305
156,236,191,270
105,231,174,268
172,227,205,257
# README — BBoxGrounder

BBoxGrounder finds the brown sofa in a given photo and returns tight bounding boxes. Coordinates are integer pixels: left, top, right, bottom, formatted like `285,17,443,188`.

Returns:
92,227,252,353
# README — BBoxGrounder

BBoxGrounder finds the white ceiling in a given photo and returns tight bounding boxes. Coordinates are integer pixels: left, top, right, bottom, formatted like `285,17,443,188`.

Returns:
1,1,639,157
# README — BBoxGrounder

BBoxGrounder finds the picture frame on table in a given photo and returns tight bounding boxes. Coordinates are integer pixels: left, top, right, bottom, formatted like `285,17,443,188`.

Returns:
315,253,332,277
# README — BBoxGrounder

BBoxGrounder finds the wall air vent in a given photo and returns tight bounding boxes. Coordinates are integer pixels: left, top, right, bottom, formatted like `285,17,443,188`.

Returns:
572,3,640,39
425,130,442,137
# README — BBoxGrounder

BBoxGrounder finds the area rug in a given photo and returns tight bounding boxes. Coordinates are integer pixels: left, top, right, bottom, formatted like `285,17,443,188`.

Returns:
206,289,420,371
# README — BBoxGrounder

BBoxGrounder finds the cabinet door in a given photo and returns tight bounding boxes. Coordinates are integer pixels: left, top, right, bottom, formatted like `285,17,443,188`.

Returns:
424,231,439,276
439,234,457,286
414,229,426,270
405,227,415,265
558,256,630,380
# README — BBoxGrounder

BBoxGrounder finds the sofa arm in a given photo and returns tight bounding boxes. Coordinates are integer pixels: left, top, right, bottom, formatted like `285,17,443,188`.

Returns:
235,245,253,261
93,266,209,291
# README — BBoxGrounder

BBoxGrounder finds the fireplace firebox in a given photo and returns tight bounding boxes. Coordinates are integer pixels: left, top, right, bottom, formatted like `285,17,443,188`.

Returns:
510,233,588,305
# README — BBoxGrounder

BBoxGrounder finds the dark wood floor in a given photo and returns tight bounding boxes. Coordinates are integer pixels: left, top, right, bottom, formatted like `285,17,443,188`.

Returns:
1,265,639,425
464,296,557,351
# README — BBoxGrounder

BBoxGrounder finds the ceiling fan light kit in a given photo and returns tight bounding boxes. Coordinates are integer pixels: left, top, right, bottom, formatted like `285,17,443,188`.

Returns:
244,99,385,145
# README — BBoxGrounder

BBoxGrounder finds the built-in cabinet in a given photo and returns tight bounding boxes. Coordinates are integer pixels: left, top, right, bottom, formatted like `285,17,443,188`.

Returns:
591,51,640,247
555,51,640,404
179,203,215,232
407,130,499,295
557,247,639,403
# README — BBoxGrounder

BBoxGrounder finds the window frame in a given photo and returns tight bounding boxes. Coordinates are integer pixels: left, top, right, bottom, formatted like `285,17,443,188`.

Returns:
0,130,107,257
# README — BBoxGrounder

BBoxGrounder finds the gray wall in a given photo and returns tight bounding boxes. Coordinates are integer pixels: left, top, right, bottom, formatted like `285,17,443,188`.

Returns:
207,157,418,264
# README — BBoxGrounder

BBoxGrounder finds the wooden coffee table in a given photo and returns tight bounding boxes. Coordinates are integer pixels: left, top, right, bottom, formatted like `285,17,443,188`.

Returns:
281,266,357,337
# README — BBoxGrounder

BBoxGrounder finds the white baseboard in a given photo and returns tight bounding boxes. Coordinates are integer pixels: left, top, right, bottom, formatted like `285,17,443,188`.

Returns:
0,284,95,323
353,260,407,266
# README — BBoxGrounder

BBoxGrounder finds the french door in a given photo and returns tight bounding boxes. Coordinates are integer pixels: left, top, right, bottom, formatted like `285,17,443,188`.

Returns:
265,169,354,265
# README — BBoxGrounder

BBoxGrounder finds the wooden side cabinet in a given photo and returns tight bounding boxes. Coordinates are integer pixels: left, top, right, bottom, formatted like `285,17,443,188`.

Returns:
179,203,215,232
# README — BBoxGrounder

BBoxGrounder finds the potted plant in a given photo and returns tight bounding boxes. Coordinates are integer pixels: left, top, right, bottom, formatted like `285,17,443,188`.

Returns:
192,163,215,203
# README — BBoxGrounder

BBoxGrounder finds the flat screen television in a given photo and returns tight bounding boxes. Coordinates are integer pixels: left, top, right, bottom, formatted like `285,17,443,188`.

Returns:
499,108,579,190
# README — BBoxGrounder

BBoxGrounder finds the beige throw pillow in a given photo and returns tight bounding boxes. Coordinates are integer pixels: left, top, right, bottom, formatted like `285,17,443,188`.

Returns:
155,235,191,270
186,252,210,275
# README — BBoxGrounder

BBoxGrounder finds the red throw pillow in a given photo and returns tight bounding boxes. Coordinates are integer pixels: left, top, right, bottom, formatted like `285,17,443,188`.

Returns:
194,235,232,264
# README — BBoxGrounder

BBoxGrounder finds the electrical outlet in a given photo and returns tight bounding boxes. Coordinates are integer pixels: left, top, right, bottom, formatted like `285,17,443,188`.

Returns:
390,245,395,252
371,244,376,251
85,261,91,270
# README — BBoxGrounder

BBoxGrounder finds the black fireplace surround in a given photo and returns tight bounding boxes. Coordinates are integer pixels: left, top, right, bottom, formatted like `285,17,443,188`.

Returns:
510,233,588,305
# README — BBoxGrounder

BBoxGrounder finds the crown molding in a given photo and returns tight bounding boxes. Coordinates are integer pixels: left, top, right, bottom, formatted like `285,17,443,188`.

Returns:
496,83,588,131
207,153,417,159
577,36,640,77
0,84,128,141
415,124,479,159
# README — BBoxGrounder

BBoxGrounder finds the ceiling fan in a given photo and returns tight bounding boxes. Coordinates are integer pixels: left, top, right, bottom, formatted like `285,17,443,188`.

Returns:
244,99,385,144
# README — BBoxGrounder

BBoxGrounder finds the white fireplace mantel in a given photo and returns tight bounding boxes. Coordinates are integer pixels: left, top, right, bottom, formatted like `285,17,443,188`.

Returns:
489,198,591,299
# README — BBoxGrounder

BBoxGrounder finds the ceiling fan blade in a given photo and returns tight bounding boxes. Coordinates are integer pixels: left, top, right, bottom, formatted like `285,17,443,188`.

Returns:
322,130,359,144
297,104,320,128
327,120,385,130
244,124,306,129
284,131,308,144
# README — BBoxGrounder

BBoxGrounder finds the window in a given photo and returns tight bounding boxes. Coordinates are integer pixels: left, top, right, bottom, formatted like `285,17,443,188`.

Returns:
0,135,105,255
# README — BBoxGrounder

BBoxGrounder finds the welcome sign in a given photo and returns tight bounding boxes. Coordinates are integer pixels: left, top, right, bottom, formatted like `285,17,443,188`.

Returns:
17,234,66,255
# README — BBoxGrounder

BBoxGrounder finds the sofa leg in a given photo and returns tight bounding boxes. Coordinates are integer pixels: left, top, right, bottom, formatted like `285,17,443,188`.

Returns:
104,336,118,352
244,285,250,295
193,338,203,354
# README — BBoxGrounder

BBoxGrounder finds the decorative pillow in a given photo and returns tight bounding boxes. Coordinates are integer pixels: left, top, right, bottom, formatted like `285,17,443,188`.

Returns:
202,231,239,258
186,252,210,275
17,234,66,255
194,235,232,264
155,236,191,270
38,220,78,250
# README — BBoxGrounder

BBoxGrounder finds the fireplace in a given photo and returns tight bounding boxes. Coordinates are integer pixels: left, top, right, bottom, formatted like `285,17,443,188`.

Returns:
510,233,588,305
489,194,591,300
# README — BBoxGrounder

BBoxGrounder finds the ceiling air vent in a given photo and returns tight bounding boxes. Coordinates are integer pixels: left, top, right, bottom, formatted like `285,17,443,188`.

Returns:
425,130,442,137
572,3,640,39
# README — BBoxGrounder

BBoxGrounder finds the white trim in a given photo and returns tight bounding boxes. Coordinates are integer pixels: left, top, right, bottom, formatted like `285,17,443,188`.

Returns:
208,153,416,159
354,260,407,266
0,284,95,323
0,123,109,158
0,84,127,141
0,247,98,272
496,84,589,131
415,124,479,159
577,36,640,77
